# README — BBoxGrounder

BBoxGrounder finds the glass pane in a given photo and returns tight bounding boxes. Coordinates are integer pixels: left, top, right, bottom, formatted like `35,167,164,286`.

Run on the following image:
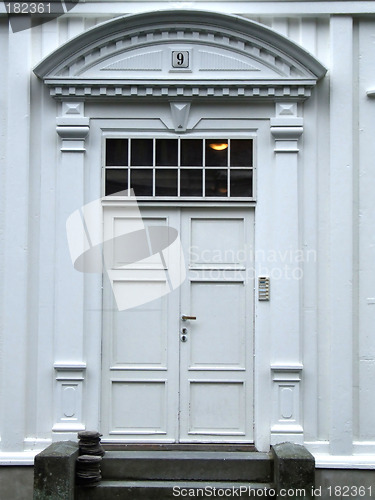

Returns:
106,139,128,166
230,170,253,197
205,169,227,197
131,139,153,166
181,139,203,166
156,139,178,166
105,169,128,196
205,139,228,166
155,169,178,196
180,169,203,196
130,169,153,196
230,140,253,166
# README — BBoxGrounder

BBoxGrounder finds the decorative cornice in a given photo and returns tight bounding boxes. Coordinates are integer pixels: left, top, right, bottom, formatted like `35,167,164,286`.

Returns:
34,10,326,102
46,82,314,100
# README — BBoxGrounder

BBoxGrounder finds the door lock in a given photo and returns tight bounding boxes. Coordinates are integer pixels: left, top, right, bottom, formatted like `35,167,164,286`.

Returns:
181,327,188,342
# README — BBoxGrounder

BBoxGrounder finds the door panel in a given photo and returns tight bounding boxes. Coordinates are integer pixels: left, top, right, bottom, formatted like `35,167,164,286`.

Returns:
101,206,253,443
179,209,253,442
101,207,179,441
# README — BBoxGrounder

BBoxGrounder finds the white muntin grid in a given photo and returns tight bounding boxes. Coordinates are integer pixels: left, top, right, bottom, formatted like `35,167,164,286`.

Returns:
102,136,256,202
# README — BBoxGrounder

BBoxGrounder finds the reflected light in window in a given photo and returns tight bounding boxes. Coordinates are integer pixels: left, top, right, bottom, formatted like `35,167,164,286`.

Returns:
208,142,228,151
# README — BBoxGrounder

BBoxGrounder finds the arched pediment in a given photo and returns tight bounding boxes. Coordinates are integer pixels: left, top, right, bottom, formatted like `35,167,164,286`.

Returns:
34,10,326,100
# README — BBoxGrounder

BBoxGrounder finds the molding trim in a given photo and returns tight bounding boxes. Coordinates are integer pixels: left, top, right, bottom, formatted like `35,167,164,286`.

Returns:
56,101,90,151
34,10,326,102
52,362,87,434
270,101,304,151
47,82,315,100
270,364,304,444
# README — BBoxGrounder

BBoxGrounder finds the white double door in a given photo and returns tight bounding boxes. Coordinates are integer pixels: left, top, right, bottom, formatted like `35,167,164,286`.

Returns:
101,206,254,443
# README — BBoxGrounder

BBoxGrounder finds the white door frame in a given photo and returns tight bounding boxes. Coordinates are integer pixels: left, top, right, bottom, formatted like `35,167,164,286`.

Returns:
100,204,255,443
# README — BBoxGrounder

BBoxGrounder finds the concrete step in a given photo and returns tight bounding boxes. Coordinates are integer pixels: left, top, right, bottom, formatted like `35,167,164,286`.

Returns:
100,450,273,482
76,480,276,499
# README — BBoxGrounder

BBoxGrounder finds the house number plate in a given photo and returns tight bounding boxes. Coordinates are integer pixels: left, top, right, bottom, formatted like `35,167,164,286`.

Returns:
172,51,189,68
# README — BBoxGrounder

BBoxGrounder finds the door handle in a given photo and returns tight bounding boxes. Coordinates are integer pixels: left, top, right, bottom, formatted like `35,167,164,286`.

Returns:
181,315,196,321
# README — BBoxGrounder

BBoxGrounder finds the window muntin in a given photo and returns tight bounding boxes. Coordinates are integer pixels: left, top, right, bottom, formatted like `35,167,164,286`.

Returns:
104,138,254,199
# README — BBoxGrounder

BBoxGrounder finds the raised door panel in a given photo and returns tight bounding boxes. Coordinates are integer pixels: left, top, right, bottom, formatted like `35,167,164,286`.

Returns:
179,208,254,442
101,207,179,442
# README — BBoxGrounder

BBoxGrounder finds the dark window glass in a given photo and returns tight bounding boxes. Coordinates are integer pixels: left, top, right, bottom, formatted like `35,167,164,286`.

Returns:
205,169,227,197
230,170,253,197
156,139,178,166
105,169,128,196
106,139,128,166
155,169,178,196
230,140,253,166
181,139,203,166
131,139,153,166
130,169,153,196
205,140,228,166
180,169,203,196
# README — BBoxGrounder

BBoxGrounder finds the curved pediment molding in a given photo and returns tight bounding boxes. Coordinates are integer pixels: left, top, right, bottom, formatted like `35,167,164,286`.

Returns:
34,10,326,100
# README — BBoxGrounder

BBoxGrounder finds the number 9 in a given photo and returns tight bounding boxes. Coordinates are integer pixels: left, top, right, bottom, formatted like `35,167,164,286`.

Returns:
176,53,184,65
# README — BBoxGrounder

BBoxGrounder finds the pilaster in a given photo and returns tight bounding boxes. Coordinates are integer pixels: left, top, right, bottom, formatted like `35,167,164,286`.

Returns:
52,102,89,440
269,102,304,444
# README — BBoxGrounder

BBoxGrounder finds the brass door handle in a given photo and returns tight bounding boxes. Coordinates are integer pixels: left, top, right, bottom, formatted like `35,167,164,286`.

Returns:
181,315,196,321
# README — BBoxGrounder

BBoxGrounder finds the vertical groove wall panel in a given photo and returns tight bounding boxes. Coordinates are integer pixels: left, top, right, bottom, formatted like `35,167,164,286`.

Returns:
34,24,60,442
1,26,32,452
315,17,331,442
300,18,319,442
25,23,43,441
329,15,354,456
358,19,375,442
271,17,289,36
352,19,360,442
0,18,9,446
41,19,60,59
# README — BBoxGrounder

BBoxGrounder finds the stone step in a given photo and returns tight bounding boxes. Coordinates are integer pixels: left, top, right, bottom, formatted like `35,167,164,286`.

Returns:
76,480,276,499
100,450,273,482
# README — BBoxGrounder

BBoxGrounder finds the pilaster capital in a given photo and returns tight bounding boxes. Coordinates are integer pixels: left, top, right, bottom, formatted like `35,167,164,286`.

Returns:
56,101,90,152
270,102,304,152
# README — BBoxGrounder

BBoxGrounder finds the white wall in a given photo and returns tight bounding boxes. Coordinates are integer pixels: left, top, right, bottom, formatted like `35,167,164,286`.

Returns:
1,2,375,466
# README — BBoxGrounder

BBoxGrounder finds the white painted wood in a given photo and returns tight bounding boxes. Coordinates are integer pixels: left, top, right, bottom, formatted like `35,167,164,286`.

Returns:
101,206,180,442
3,4,375,463
269,105,304,444
179,208,254,442
52,104,89,439
357,19,375,441
0,28,31,452
329,16,354,456
299,19,319,443
101,206,254,442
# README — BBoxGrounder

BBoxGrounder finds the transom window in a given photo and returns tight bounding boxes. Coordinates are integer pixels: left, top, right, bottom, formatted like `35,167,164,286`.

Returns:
104,138,254,199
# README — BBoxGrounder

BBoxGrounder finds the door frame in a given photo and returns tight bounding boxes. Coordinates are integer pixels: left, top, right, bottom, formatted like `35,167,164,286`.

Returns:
81,115,273,452
99,204,255,444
